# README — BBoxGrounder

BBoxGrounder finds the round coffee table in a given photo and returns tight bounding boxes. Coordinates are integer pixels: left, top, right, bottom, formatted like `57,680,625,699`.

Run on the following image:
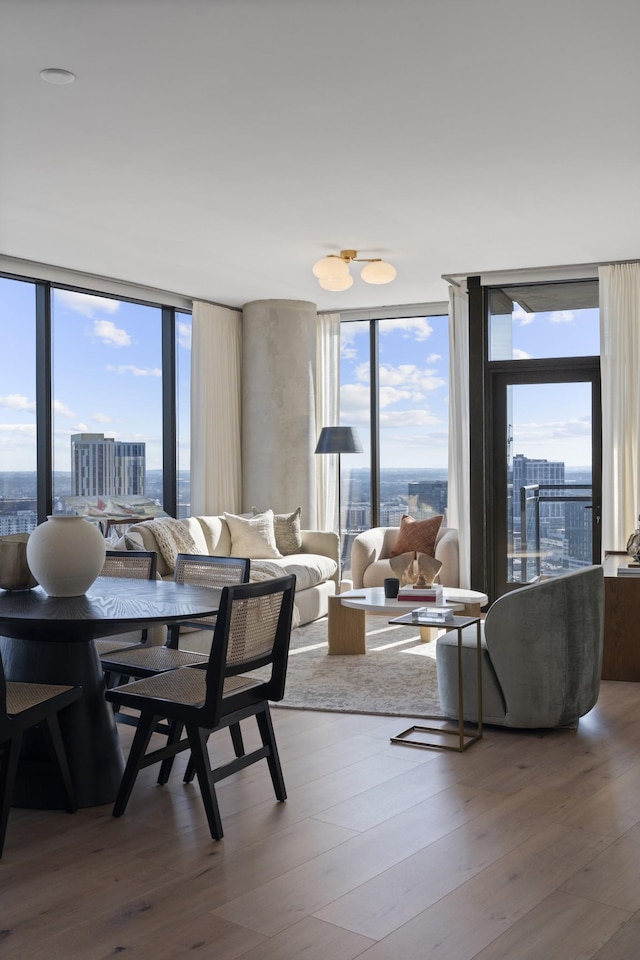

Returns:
327,585,488,655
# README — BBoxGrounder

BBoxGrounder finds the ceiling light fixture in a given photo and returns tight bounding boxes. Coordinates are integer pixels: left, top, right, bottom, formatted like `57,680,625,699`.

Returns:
312,249,397,292
39,68,76,85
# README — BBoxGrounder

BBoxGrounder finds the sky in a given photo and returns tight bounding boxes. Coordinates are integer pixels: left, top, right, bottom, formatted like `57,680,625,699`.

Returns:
0,279,191,474
340,305,600,470
0,275,600,475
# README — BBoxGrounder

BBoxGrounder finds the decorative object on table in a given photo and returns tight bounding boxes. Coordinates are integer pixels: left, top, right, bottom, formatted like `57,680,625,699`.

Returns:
383,577,400,599
626,515,640,561
389,551,416,585
26,515,106,597
416,552,443,585
0,533,38,591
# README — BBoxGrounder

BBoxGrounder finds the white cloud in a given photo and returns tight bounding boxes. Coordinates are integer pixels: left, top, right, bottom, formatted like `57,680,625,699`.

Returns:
0,393,35,413
53,399,76,418
93,319,132,347
512,348,532,359
92,412,112,423
0,422,37,434
56,290,120,319
354,361,370,383
380,386,414,408
513,306,536,326
340,382,370,422
379,317,434,341
177,320,191,349
514,417,591,445
340,324,365,360
426,353,441,363
549,310,575,324
106,364,162,377
380,408,441,427
379,363,445,391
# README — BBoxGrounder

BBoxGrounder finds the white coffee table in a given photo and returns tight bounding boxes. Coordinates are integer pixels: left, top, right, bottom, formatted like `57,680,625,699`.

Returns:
327,585,489,655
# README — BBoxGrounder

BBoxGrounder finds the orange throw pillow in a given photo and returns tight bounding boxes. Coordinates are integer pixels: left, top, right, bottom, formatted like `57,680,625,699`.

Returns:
389,514,443,559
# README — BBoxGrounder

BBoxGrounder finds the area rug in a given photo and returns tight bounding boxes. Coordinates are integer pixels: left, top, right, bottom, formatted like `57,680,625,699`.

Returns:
274,615,443,719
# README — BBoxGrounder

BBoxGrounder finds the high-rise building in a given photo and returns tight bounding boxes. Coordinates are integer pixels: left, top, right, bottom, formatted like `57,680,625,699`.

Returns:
407,480,448,519
71,434,146,497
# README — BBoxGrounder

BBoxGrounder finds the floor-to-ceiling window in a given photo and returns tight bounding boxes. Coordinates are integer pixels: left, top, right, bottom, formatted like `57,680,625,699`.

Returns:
340,310,449,574
0,273,190,529
0,277,37,533
176,311,192,518
469,276,601,600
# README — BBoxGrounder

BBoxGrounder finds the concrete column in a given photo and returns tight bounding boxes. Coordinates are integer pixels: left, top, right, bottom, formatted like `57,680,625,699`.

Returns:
242,299,317,526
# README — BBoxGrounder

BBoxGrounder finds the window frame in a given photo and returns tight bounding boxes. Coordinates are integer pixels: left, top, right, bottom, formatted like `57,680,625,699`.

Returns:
1,271,187,523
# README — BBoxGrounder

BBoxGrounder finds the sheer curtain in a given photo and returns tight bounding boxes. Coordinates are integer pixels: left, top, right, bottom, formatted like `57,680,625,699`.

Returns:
599,262,640,552
447,284,470,588
190,301,242,516
315,312,341,530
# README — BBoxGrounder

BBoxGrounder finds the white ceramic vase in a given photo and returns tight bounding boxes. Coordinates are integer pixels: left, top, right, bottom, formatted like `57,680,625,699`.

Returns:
26,515,106,597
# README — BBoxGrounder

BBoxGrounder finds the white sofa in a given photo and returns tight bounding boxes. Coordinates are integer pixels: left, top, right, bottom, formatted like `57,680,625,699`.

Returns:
350,525,460,589
117,514,339,652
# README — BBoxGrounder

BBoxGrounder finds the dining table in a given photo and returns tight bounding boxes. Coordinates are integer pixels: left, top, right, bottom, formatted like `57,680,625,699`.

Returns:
0,576,221,809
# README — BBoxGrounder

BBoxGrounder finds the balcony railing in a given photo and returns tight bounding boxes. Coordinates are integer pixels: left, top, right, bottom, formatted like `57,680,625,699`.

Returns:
513,482,593,582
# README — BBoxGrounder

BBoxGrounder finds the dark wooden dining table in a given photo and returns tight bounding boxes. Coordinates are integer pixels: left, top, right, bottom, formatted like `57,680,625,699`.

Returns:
0,577,221,809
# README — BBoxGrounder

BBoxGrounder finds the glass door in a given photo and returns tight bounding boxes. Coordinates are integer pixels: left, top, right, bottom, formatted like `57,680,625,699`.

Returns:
492,367,601,596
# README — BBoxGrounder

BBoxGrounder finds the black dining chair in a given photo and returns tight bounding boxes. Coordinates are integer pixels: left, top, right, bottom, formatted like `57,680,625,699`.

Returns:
101,554,250,754
100,554,250,679
94,549,159,659
105,574,296,841
0,649,82,857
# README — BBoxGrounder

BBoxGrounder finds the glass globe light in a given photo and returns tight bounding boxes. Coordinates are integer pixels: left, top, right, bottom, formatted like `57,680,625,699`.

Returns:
318,272,354,292
360,260,397,284
312,256,349,282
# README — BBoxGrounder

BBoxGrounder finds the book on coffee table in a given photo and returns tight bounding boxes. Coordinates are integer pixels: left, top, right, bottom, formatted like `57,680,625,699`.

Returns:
397,583,444,603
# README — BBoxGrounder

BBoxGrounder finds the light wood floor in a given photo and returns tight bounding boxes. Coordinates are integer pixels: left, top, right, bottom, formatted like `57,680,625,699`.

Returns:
4,681,640,959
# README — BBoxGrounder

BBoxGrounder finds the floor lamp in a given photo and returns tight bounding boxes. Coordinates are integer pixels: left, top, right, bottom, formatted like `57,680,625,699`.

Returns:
315,426,363,577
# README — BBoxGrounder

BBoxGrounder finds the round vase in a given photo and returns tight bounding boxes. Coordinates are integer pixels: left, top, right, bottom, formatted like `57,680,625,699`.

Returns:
0,533,39,590
26,516,106,597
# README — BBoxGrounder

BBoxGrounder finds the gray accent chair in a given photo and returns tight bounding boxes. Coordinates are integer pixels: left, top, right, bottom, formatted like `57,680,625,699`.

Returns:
436,565,604,728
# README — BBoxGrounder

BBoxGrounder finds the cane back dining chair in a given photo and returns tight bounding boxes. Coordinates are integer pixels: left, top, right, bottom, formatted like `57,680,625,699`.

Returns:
94,549,159,659
0,649,82,857
105,574,296,841
99,554,251,682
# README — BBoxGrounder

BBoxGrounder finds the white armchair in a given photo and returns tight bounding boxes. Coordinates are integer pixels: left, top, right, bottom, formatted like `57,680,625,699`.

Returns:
350,525,460,589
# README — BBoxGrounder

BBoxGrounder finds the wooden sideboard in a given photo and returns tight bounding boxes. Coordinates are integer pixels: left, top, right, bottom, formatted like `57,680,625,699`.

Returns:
602,553,640,681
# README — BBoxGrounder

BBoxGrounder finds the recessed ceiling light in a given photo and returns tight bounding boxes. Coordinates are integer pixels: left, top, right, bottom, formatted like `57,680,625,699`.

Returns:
40,68,76,85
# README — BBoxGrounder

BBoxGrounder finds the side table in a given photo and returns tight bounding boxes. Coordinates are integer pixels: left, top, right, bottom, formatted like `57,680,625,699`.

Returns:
389,612,483,752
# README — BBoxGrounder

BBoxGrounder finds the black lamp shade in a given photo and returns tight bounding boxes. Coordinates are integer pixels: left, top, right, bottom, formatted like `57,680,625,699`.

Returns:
314,426,363,455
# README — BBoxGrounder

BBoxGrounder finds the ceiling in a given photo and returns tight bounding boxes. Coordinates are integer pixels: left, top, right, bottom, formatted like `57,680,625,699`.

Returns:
2,0,640,312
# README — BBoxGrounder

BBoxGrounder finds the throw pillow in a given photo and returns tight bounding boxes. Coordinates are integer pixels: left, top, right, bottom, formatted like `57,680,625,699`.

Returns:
389,514,443,559
252,506,302,555
223,510,282,559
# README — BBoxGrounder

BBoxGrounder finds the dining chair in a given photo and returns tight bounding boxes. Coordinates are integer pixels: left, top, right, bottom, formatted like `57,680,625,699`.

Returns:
0,649,82,857
105,574,296,841
94,549,159,659
100,554,251,682
101,554,251,753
